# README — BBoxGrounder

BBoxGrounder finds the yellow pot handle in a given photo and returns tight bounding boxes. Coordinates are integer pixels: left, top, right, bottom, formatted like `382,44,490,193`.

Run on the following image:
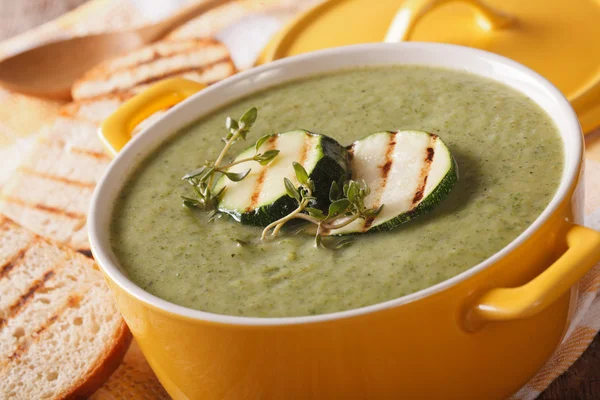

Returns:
472,224,600,323
384,0,516,43
99,78,205,156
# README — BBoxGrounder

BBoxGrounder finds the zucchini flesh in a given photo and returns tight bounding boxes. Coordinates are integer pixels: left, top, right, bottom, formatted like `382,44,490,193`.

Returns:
329,130,458,235
216,130,349,226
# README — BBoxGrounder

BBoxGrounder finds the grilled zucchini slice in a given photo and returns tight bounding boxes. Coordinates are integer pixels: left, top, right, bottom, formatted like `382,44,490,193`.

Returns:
329,130,458,235
215,130,349,226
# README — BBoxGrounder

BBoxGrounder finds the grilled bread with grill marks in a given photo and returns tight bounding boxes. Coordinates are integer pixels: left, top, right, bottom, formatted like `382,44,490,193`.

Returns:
71,37,235,102
4,38,235,253
0,216,131,399
0,117,109,254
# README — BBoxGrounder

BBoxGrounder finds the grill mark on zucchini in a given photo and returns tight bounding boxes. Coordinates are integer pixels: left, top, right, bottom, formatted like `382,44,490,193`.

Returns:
363,134,397,231
362,215,376,231
217,131,349,226
247,135,278,211
381,136,397,178
411,135,437,206
297,132,312,168
329,130,457,235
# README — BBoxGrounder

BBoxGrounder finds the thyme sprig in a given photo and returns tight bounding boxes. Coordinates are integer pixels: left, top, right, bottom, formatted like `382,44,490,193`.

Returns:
181,107,279,210
261,162,383,249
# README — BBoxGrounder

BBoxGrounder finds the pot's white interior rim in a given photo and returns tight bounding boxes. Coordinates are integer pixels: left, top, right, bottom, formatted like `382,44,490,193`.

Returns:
89,42,582,326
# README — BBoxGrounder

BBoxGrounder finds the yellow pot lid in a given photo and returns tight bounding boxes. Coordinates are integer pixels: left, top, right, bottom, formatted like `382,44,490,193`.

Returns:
258,0,600,133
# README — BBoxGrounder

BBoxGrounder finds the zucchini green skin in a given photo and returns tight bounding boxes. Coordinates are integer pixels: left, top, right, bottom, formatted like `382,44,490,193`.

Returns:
308,135,351,211
217,131,350,227
365,156,458,234
236,189,296,227
328,130,458,236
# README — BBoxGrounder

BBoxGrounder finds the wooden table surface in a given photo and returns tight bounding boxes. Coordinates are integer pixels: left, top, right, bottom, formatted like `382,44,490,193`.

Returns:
538,335,600,399
1,1,598,399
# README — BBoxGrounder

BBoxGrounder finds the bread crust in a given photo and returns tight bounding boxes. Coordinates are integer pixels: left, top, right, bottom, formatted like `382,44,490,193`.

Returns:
0,216,132,399
71,37,236,101
62,321,132,399
0,37,236,398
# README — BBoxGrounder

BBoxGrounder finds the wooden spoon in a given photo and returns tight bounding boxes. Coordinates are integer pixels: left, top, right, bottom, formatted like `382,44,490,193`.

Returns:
0,0,229,101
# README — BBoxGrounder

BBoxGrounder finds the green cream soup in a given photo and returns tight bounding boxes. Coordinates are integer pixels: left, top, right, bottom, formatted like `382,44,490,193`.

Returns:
111,66,563,317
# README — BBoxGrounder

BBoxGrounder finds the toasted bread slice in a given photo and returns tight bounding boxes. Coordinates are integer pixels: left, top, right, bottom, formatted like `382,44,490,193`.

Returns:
60,98,167,139
0,117,110,253
0,216,131,399
60,96,124,125
5,39,235,253
90,342,170,400
71,38,236,101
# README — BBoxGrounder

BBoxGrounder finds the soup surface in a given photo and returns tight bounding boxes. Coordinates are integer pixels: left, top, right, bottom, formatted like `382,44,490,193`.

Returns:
111,66,563,317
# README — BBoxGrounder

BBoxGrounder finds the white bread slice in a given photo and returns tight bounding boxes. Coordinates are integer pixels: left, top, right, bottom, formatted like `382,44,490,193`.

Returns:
61,97,166,138
0,216,131,399
4,39,235,254
44,117,107,157
71,38,236,101
25,136,109,186
60,97,124,125
89,342,170,399
0,117,110,253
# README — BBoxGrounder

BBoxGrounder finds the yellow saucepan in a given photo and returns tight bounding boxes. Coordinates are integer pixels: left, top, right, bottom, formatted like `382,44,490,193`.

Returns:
90,43,600,399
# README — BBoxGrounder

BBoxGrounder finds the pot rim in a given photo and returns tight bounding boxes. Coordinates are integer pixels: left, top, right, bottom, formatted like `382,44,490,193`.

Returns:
89,42,582,326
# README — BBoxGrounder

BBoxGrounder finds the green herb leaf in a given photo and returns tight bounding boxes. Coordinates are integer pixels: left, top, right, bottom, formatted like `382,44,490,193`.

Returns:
197,167,215,182
261,171,382,251
255,134,272,152
190,182,204,199
329,181,340,202
225,117,239,133
254,149,280,165
223,169,251,182
293,162,309,185
204,185,212,200
213,186,226,201
262,149,280,159
181,196,200,208
358,180,370,198
182,107,269,212
182,167,206,180
284,177,301,201
328,199,351,218
207,210,220,222
347,181,358,203
305,207,326,220
364,204,384,217
239,107,258,129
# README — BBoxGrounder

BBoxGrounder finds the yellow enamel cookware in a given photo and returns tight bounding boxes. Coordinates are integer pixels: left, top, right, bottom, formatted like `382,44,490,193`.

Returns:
258,0,600,133
91,43,600,399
